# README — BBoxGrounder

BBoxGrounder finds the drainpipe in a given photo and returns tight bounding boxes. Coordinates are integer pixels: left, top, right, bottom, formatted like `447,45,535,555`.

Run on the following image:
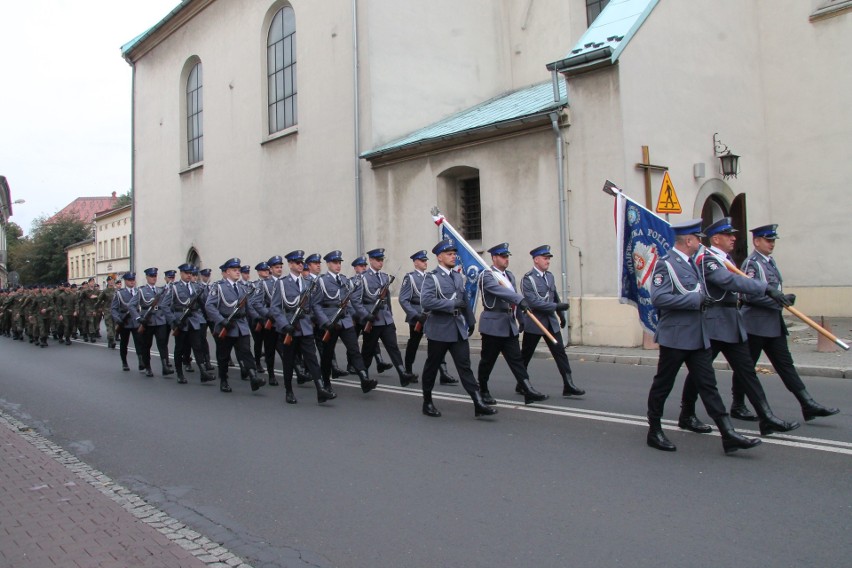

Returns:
129,63,136,273
352,0,363,254
549,110,568,340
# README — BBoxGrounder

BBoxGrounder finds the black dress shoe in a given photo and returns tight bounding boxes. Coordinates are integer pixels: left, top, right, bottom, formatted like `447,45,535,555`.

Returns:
759,416,801,436
268,377,279,386
184,364,195,373
331,367,349,378
730,402,759,421
678,414,712,434
377,361,393,374
255,363,266,374
562,379,585,396
122,363,130,371
285,391,297,404
65,339,71,345
177,377,188,384
200,371,215,383
474,402,498,417
250,375,267,392
647,429,676,451
220,380,232,393
145,368,154,377
439,376,459,385
481,391,497,405
422,402,442,417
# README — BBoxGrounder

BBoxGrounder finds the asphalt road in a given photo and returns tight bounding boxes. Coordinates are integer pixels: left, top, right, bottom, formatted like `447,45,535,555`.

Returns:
1,336,850,568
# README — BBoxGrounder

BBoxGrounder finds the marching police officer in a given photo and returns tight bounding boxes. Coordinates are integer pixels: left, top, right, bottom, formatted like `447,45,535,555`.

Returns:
419,239,496,419
195,268,216,373
647,219,761,453
262,256,285,383
520,245,585,397
111,273,142,372
268,250,336,404
354,248,416,387
315,251,375,394
135,267,174,378
736,224,839,421
477,243,548,405
249,261,271,376
204,258,266,393
679,217,800,436
398,250,430,382
170,264,215,384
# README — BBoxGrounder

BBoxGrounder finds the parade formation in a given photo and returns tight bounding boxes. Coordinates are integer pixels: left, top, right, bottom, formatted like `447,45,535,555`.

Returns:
0,227,840,455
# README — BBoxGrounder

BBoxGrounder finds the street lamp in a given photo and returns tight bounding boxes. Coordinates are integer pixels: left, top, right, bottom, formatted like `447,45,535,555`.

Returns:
713,133,740,179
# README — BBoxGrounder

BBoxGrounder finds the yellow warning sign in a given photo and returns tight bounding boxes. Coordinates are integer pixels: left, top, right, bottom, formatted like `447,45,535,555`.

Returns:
655,171,682,214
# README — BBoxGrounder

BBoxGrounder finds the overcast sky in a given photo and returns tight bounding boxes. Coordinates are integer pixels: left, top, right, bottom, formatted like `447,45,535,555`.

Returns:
0,0,181,235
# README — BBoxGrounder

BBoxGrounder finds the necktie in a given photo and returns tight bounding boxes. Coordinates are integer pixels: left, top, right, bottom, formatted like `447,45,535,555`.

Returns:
232,282,238,294
131,288,136,297
335,275,342,287
187,282,193,295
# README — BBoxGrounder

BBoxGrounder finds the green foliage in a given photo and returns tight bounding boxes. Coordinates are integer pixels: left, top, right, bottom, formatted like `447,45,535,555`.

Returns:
115,190,132,208
10,215,91,285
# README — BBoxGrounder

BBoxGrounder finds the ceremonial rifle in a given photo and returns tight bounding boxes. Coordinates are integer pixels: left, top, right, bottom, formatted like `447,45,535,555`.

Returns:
282,278,318,346
136,288,165,334
171,289,203,336
363,275,396,334
322,281,357,342
217,286,254,339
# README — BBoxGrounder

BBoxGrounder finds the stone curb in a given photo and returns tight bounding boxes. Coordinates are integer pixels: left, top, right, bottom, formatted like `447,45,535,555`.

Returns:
0,411,254,568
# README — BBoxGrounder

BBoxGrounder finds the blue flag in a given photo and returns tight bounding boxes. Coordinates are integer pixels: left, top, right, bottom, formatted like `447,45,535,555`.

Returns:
610,182,675,334
432,210,488,313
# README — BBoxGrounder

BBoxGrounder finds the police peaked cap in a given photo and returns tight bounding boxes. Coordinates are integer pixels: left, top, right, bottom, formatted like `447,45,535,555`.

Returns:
410,250,428,261
432,239,457,255
351,256,367,267
750,224,779,239
267,255,284,266
143,267,158,276
671,219,705,237
324,250,344,262
704,217,738,237
305,253,322,264
285,250,305,262
366,248,385,259
488,243,511,256
529,245,553,258
255,261,271,271
219,258,241,271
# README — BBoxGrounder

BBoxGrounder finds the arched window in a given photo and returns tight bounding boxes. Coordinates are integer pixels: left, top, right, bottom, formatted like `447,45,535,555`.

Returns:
186,62,203,164
267,5,297,133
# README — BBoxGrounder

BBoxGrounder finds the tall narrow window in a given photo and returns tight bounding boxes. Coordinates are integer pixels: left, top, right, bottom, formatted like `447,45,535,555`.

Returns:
267,6,297,134
186,62,203,164
459,178,482,241
586,0,610,26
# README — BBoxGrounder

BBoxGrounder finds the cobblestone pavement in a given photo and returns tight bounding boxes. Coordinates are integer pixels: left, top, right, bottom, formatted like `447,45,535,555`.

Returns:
0,412,252,568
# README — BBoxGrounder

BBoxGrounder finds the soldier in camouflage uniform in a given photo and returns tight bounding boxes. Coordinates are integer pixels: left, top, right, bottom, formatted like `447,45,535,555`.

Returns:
77,279,100,343
30,285,54,347
97,277,118,348
10,288,26,340
54,282,78,345
0,291,12,336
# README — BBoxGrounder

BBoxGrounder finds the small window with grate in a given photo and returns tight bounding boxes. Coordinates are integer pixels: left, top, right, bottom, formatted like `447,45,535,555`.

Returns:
586,0,610,27
459,177,482,241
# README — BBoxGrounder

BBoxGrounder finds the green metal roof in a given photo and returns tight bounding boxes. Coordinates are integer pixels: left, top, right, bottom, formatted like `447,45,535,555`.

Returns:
546,0,658,75
121,1,187,61
362,80,568,160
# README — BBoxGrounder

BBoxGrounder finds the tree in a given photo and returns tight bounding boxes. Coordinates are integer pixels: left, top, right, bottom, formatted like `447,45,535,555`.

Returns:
10,215,91,285
115,190,132,208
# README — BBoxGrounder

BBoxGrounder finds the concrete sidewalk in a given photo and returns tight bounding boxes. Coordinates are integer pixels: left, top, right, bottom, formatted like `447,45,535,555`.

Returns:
0,412,251,568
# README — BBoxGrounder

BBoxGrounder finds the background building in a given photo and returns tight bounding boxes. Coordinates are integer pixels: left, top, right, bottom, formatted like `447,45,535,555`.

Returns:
66,238,96,286
0,176,12,288
94,204,132,284
122,0,852,346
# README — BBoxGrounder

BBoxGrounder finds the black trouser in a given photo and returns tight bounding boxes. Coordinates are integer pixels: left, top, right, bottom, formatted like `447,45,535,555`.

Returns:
251,323,264,363
276,333,322,384
321,326,365,380
138,324,170,368
117,326,140,362
521,327,572,377
681,339,770,410
421,338,478,397
405,323,423,371
262,328,278,373
731,334,805,398
648,346,727,420
478,333,530,387
174,326,207,374
361,323,404,370
216,332,255,379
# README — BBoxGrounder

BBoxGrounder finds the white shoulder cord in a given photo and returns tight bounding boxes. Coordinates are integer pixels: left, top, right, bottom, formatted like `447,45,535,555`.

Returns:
662,260,702,295
525,273,549,301
429,273,457,300
278,279,299,309
319,276,340,300
216,283,237,309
